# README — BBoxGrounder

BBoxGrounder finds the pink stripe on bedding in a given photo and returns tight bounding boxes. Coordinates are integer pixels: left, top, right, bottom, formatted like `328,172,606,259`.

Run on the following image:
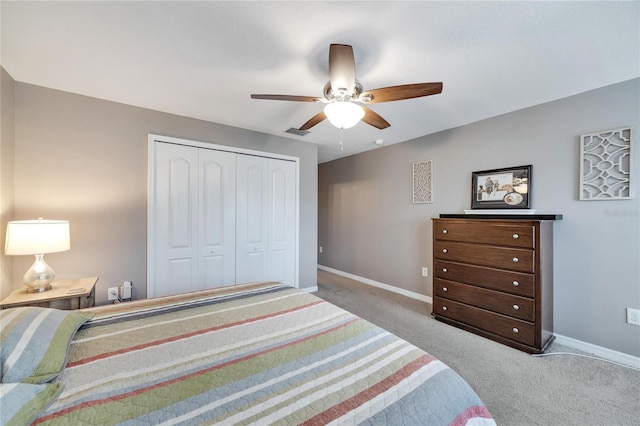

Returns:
451,405,495,425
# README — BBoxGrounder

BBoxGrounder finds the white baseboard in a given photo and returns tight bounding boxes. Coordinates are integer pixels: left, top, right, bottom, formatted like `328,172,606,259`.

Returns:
301,285,319,293
553,334,640,370
317,265,640,370
317,265,432,304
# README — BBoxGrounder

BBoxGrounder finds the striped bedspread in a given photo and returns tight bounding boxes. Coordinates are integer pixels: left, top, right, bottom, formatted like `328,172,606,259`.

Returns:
34,282,494,425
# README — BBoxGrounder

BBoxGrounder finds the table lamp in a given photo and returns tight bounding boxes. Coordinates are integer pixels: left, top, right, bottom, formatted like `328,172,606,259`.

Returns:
5,218,70,293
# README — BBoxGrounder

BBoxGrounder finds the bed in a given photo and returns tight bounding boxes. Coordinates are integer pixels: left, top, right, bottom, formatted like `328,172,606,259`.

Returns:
1,282,495,425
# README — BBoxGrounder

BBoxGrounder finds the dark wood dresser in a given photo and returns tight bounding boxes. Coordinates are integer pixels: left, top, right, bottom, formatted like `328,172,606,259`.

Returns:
432,214,561,353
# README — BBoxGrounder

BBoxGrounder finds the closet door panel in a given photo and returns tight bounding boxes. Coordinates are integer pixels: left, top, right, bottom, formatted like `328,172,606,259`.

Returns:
236,155,268,283
198,149,236,290
245,251,266,283
153,143,198,297
268,159,296,285
168,258,194,295
247,165,265,245
201,256,224,288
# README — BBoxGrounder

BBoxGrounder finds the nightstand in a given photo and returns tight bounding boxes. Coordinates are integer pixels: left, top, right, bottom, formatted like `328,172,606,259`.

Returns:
0,277,98,310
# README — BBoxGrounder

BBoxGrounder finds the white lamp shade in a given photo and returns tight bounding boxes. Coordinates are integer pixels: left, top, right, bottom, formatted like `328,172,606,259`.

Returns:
324,101,365,129
5,220,70,255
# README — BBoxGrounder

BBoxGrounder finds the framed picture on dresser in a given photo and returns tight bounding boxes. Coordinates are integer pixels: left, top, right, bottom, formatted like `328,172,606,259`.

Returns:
471,165,532,209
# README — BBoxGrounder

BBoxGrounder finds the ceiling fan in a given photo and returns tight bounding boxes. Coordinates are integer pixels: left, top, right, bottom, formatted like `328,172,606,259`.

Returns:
251,44,443,131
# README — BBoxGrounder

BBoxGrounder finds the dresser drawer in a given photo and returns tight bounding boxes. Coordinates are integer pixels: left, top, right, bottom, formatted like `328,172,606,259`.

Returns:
434,240,534,273
434,220,534,248
433,297,535,346
434,278,534,321
434,260,534,297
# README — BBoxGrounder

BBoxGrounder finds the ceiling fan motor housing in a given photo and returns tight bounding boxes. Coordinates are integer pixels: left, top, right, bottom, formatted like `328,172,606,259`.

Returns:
324,81,363,102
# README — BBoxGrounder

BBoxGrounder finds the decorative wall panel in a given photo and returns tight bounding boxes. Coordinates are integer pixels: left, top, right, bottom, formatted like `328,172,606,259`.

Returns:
580,127,633,200
413,160,433,204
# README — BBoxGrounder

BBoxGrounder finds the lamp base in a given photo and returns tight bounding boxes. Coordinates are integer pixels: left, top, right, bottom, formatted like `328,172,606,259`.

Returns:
25,283,53,293
23,254,55,293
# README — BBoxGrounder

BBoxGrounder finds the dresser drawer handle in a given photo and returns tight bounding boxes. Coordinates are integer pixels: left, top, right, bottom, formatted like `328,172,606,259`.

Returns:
513,304,520,311
512,327,519,334
513,281,520,287
442,306,448,311
513,233,519,239
442,268,448,273
442,248,448,253
513,257,519,263
442,229,448,234
442,287,448,292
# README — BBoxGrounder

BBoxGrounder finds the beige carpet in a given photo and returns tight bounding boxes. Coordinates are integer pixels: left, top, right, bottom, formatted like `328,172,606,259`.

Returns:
314,269,640,426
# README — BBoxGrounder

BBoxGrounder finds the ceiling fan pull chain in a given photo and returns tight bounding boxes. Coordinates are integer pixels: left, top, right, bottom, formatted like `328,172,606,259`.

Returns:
339,128,344,151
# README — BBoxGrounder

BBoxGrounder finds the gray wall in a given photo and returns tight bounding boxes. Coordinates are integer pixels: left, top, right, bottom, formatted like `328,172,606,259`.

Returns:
319,78,640,357
8,81,317,304
0,67,15,298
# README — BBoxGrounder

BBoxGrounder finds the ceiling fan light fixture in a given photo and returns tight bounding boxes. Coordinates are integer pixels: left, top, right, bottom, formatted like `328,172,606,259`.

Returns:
323,101,365,129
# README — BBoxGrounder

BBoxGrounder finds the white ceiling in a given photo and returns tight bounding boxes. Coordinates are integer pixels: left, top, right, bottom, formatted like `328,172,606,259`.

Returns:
2,1,638,163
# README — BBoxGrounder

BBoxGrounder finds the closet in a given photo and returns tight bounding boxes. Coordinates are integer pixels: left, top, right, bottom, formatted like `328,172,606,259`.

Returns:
148,138,297,298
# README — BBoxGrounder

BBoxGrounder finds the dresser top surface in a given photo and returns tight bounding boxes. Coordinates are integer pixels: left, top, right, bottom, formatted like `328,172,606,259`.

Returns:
438,214,562,220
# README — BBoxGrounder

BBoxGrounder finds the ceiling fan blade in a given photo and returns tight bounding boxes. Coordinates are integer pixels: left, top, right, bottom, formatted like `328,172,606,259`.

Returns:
251,94,321,102
361,106,390,129
360,82,443,103
299,111,327,131
329,44,356,97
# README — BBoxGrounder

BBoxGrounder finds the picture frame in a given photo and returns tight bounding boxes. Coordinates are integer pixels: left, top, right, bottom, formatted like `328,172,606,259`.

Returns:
471,165,532,209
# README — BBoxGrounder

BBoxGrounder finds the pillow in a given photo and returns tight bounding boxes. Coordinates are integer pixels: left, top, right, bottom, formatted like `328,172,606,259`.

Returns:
0,307,93,384
0,382,62,426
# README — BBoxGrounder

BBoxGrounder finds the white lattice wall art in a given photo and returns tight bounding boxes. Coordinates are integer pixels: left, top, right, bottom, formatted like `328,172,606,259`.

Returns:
580,127,634,200
413,160,433,204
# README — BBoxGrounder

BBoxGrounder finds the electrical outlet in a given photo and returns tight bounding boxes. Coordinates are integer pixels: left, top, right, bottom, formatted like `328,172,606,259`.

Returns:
421,267,428,277
108,287,119,301
627,308,640,326
319,246,323,253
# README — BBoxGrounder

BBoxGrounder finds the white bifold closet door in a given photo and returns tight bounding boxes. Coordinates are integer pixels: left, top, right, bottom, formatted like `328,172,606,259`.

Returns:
236,154,296,285
153,143,236,297
150,142,295,298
